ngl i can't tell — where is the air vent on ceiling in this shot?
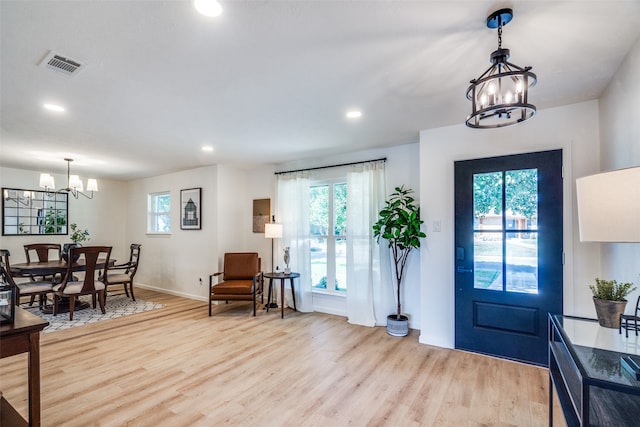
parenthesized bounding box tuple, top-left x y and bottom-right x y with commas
(39, 51, 85, 77)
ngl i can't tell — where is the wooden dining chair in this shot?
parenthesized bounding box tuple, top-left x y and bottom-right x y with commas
(1, 248, 53, 309)
(23, 243, 62, 280)
(24, 243, 61, 264)
(99, 244, 141, 301)
(52, 246, 112, 321)
(209, 252, 263, 316)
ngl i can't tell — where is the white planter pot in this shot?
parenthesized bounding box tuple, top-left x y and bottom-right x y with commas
(386, 314, 409, 337)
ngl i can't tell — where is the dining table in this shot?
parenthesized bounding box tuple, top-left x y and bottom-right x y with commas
(10, 258, 115, 313)
(10, 258, 113, 277)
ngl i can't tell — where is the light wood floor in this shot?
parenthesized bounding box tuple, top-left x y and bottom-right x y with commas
(1, 289, 566, 426)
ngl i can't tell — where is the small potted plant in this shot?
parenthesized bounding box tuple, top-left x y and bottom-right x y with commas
(373, 186, 426, 336)
(590, 278, 636, 328)
(62, 223, 90, 263)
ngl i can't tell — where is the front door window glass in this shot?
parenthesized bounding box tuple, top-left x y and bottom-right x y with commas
(473, 169, 539, 293)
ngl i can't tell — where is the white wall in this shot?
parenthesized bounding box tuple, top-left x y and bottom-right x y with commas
(0, 166, 128, 263)
(244, 165, 278, 272)
(419, 101, 601, 348)
(126, 163, 279, 301)
(598, 36, 640, 304)
(216, 165, 247, 258)
(127, 165, 218, 300)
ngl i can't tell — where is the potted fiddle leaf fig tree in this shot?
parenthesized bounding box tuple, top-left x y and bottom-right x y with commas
(373, 185, 426, 337)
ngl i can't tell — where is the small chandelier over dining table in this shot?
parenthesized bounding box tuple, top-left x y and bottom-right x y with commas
(39, 158, 98, 199)
(465, 8, 537, 129)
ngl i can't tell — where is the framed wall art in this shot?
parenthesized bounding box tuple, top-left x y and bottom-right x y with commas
(180, 188, 201, 230)
(253, 198, 270, 233)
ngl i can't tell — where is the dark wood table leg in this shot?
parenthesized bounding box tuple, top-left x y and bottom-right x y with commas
(280, 279, 285, 319)
(29, 330, 41, 427)
(289, 277, 297, 311)
(266, 278, 273, 312)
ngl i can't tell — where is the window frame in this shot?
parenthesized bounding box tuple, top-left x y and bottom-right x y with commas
(472, 168, 539, 294)
(147, 191, 172, 234)
(309, 178, 347, 296)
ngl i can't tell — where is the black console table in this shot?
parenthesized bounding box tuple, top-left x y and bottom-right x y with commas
(549, 314, 640, 426)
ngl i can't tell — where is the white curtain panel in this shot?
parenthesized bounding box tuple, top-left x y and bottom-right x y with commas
(346, 161, 391, 326)
(276, 172, 313, 312)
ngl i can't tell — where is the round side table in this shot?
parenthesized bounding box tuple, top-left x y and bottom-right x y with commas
(263, 272, 300, 318)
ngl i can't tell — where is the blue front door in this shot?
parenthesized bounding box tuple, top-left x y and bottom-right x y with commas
(454, 149, 563, 366)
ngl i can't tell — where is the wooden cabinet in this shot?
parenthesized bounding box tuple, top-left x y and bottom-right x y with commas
(0, 307, 48, 426)
(549, 314, 640, 426)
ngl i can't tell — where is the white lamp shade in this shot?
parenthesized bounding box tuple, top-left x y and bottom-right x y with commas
(576, 166, 640, 242)
(264, 223, 283, 239)
(68, 175, 83, 191)
(86, 178, 98, 192)
(39, 173, 55, 189)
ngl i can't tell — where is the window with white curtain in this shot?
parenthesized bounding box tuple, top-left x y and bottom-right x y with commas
(310, 179, 347, 294)
(276, 159, 386, 322)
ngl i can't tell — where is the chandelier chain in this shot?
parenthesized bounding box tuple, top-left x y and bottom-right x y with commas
(497, 24, 502, 49)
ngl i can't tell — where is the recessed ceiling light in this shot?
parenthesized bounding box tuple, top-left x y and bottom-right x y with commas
(201, 146, 214, 152)
(194, 0, 222, 17)
(43, 103, 65, 112)
(346, 110, 362, 119)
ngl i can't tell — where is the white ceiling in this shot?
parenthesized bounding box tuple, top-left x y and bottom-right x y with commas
(1, 1, 639, 181)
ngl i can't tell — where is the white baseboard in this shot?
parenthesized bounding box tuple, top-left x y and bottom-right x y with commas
(134, 282, 208, 302)
(312, 291, 347, 317)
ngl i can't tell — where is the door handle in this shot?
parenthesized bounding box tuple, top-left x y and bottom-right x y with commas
(456, 266, 473, 273)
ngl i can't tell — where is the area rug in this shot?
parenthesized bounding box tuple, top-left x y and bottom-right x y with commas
(31, 294, 165, 333)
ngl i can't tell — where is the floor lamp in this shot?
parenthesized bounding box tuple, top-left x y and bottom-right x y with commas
(265, 219, 283, 308)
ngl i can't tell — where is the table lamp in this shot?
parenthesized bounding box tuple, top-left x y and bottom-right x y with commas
(576, 166, 640, 243)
